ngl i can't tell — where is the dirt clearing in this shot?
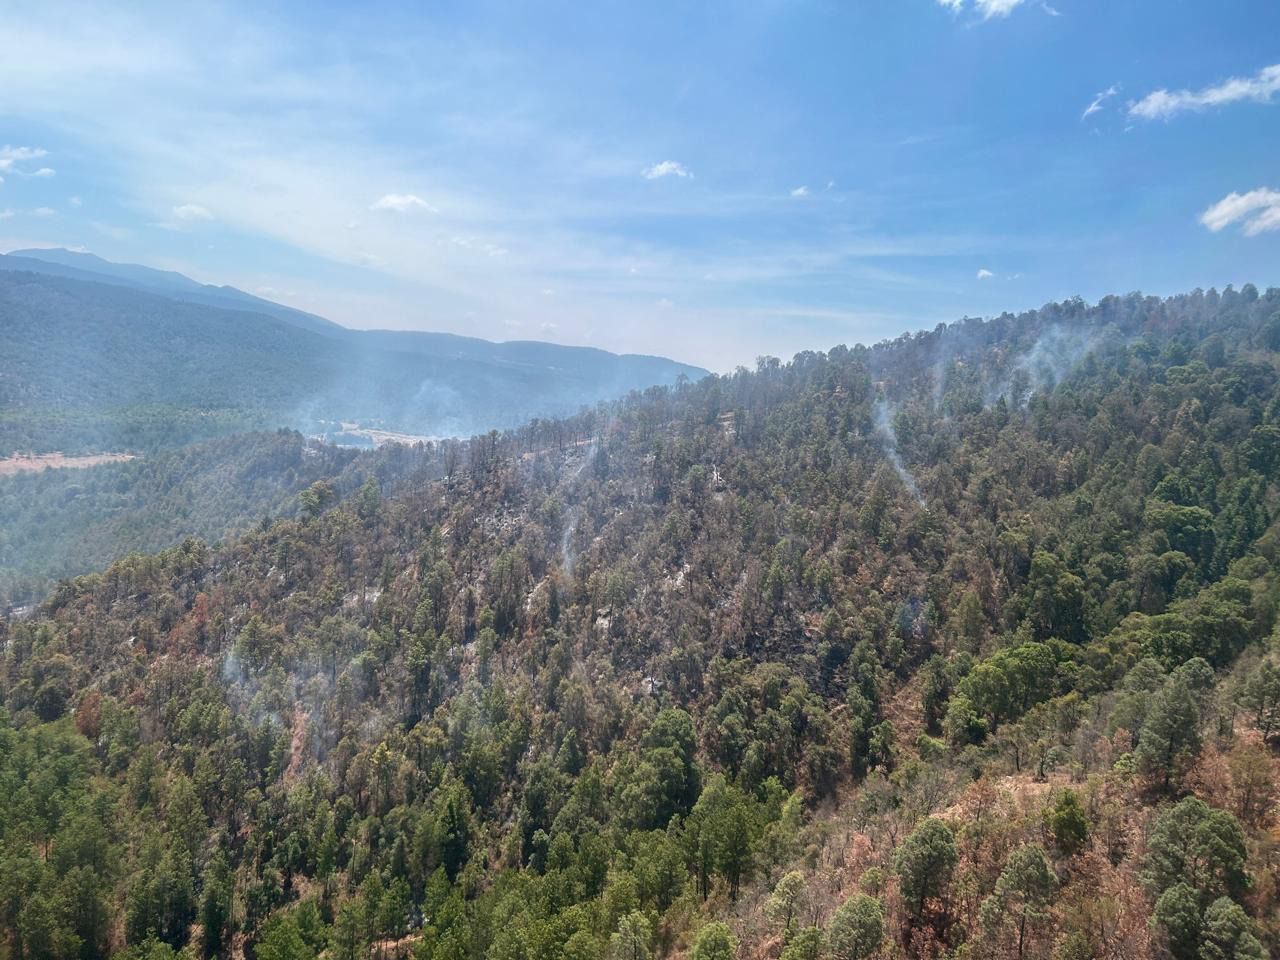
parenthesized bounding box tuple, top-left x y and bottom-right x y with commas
(0, 452, 137, 477)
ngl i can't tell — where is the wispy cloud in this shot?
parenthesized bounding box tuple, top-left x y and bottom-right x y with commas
(172, 203, 213, 221)
(91, 220, 133, 240)
(0, 145, 48, 173)
(976, 268, 994, 279)
(936, 0, 1030, 21)
(1200, 187, 1280, 237)
(29, 167, 56, 178)
(0, 209, 13, 220)
(370, 193, 437, 213)
(641, 160, 692, 180)
(68, 196, 82, 208)
(1130, 63, 1280, 120)
(0, 4, 1014, 367)
(33, 207, 56, 218)
(790, 185, 809, 198)
(1082, 84, 1119, 120)
(975, 0, 1026, 18)
(447, 234, 507, 257)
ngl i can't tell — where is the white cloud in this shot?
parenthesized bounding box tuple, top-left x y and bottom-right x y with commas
(172, 203, 213, 221)
(448, 234, 507, 257)
(937, 0, 1030, 20)
(974, 0, 1026, 17)
(32, 207, 56, 217)
(790, 185, 809, 198)
(976, 268, 994, 279)
(30, 167, 55, 178)
(1130, 63, 1280, 121)
(1200, 187, 1280, 237)
(1245, 206, 1280, 235)
(370, 193, 436, 213)
(0, 209, 13, 220)
(68, 195, 82, 207)
(641, 160, 692, 180)
(1082, 84, 1119, 121)
(0, 145, 47, 172)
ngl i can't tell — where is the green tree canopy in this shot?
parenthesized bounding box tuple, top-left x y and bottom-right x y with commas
(827, 894, 884, 960)
(894, 818, 958, 918)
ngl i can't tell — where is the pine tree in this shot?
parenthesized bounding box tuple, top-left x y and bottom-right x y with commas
(894, 819, 958, 918)
(1136, 679, 1202, 792)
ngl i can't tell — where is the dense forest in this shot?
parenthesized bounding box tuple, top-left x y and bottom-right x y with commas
(3, 285, 1280, 960)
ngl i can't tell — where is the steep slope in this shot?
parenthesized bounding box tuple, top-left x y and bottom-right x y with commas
(2, 285, 1279, 960)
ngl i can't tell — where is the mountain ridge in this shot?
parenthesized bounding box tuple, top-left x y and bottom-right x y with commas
(0, 257, 706, 455)
(1, 248, 705, 369)
(3, 248, 345, 337)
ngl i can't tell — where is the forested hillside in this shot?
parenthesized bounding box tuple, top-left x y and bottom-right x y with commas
(0, 432, 439, 607)
(3, 286, 1280, 960)
(0, 265, 705, 455)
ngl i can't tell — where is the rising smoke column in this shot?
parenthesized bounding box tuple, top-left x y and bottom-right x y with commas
(873, 399, 923, 504)
(984, 324, 1102, 409)
(559, 435, 599, 574)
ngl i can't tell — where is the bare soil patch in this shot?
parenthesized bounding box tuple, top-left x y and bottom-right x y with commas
(0, 452, 136, 476)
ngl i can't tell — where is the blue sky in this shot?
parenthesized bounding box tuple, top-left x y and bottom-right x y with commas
(1, 0, 1277, 371)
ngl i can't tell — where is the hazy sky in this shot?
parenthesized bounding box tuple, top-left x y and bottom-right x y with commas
(1, 1, 1278, 371)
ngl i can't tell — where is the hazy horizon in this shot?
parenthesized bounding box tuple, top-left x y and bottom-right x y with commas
(2, 1, 1278, 371)
(7, 243, 1276, 379)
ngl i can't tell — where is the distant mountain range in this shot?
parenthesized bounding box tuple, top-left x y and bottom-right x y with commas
(2, 248, 346, 336)
(0, 249, 707, 454)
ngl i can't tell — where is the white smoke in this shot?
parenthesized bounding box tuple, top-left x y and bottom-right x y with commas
(873, 399, 923, 504)
(985, 324, 1100, 408)
(559, 436, 599, 573)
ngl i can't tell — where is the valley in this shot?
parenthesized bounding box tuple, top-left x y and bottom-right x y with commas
(0, 253, 707, 458)
(312, 422, 443, 449)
